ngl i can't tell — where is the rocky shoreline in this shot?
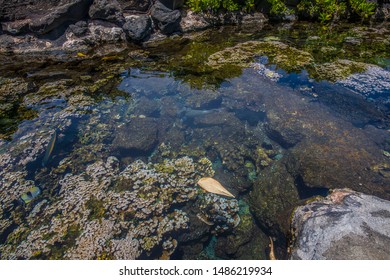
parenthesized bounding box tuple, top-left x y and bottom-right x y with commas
(0, 0, 268, 57)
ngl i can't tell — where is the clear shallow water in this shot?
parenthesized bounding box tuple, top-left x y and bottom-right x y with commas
(0, 22, 389, 260)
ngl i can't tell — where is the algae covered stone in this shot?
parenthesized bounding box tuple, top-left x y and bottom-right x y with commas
(207, 41, 314, 72)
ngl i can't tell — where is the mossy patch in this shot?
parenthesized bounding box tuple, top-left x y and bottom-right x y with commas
(208, 41, 314, 73)
(309, 59, 369, 82)
(85, 197, 106, 221)
(48, 224, 81, 259)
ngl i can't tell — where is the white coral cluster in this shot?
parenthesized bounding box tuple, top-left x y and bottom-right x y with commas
(0, 154, 216, 260)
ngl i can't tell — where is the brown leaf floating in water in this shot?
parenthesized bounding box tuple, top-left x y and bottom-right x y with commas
(197, 177, 235, 198)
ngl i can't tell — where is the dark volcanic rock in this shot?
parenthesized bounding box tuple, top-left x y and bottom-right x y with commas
(117, 0, 151, 12)
(66, 21, 88, 37)
(112, 117, 159, 155)
(123, 15, 152, 42)
(32, 0, 93, 35)
(150, 1, 181, 34)
(291, 189, 390, 260)
(89, 0, 124, 25)
(0, 0, 93, 35)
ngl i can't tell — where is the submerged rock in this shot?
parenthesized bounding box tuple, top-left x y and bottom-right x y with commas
(260, 77, 390, 200)
(208, 41, 313, 72)
(0, 155, 215, 259)
(337, 66, 390, 98)
(250, 160, 300, 233)
(311, 59, 369, 82)
(112, 117, 159, 155)
(0, 77, 34, 117)
(290, 189, 390, 260)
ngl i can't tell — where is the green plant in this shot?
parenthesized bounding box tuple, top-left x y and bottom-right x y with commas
(267, 0, 291, 15)
(186, 0, 257, 12)
(298, 0, 346, 23)
(244, 0, 255, 12)
(350, 0, 376, 19)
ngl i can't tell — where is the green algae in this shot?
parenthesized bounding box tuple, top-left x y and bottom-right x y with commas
(48, 224, 81, 259)
(85, 197, 106, 221)
(207, 41, 314, 72)
(309, 59, 369, 82)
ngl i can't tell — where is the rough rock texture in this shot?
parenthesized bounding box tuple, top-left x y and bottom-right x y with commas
(112, 117, 159, 155)
(89, 0, 124, 25)
(0, 77, 34, 117)
(208, 41, 314, 72)
(123, 15, 152, 42)
(150, 0, 181, 34)
(117, 0, 151, 12)
(179, 10, 211, 32)
(250, 161, 300, 233)
(290, 189, 390, 260)
(1, 0, 93, 35)
(260, 79, 390, 200)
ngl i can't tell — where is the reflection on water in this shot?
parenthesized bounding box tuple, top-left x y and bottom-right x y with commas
(0, 22, 389, 260)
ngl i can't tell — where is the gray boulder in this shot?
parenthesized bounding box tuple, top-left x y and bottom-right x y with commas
(150, 0, 181, 34)
(89, 0, 124, 25)
(290, 189, 390, 260)
(123, 15, 152, 42)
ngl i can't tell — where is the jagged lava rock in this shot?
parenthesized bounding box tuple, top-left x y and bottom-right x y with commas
(290, 189, 390, 260)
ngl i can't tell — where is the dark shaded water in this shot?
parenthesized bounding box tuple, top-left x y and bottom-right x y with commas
(0, 22, 389, 260)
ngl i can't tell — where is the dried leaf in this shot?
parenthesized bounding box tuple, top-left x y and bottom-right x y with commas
(197, 177, 235, 198)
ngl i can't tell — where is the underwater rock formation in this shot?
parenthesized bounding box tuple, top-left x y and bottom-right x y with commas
(250, 160, 300, 233)
(0, 77, 34, 119)
(112, 117, 159, 155)
(290, 189, 390, 260)
(208, 41, 314, 73)
(259, 77, 390, 200)
(0, 155, 225, 259)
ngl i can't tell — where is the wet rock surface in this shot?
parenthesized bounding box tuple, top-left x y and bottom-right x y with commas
(112, 117, 159, 155)
(290, 189, 390, 260)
